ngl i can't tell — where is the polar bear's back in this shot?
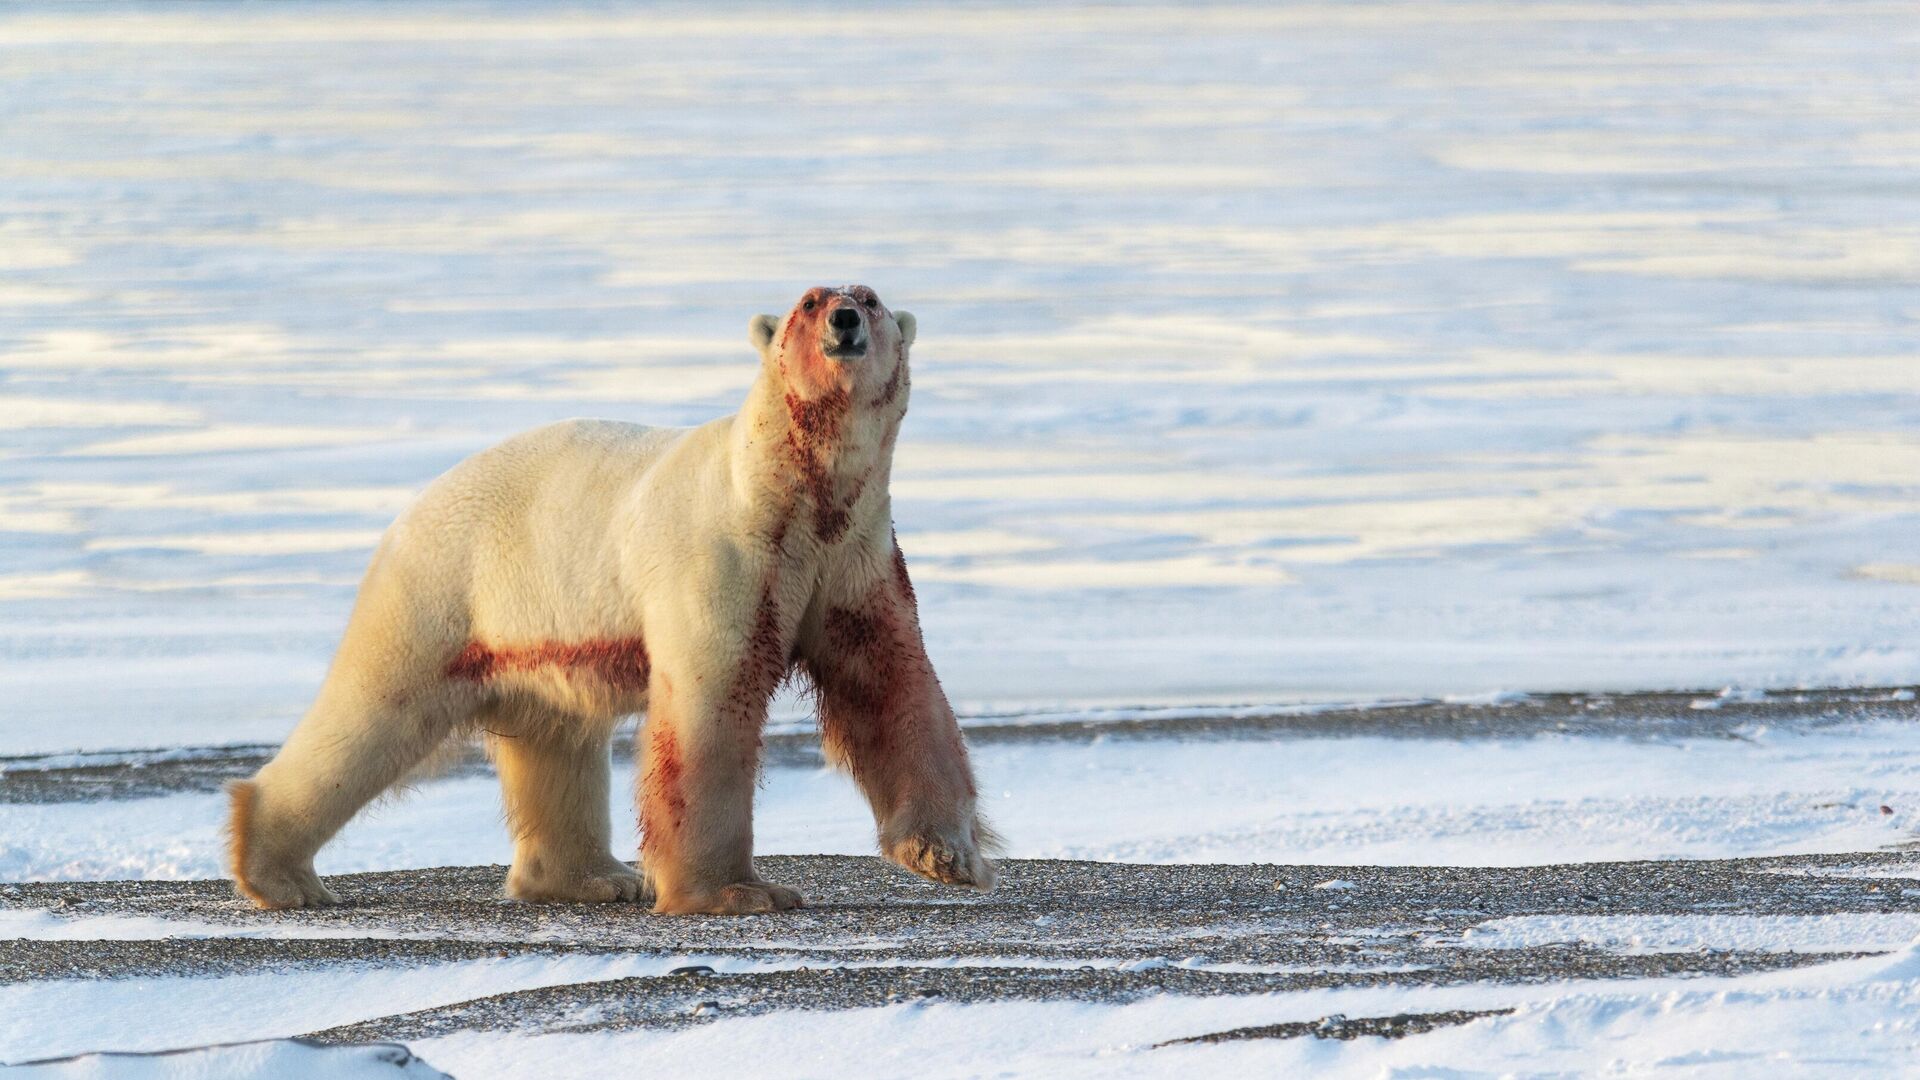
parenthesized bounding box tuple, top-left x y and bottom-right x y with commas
(364, 418, 700, 644)
(411, 417, 682, 537)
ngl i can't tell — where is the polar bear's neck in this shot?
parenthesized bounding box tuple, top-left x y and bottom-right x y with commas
(732, 363, 907, 549)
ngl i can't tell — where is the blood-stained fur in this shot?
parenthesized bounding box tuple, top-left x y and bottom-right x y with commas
(227, 286, 997, 914)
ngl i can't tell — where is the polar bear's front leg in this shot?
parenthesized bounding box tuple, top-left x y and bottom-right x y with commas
(803, 547, 999, 890)
(639, 667, 802, 915)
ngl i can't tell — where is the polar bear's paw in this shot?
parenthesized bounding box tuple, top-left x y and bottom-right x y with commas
(886, 829, 997, 891)
(236, 863, 342, 910)
(506, 855, 647, 904)
(653, 880, 805, 915)
(227, 780, 342, 910)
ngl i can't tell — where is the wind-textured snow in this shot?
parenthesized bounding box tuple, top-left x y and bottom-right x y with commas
(7, 1039, 449, 1079)
(1, 954, 743, 1063)
(13, 946, 1920, 1078)
(403, 943, 1920, 1079)
(4, 2, 1920, 754)
(7, 718, 1918, 882)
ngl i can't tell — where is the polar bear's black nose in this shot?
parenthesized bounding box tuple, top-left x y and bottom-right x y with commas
(829, 307, 861, 331)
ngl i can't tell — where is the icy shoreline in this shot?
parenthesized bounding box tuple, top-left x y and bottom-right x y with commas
(6, 0, 1920, 756)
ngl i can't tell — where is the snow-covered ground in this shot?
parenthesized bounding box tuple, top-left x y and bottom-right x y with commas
(7, 715, 1920, 1077)
(405, 947, 1920, 1080)
(5, 714, 1919, 1075)
(7, 716, 1920, 883)
(5, 1, 1920, 754)
(11, 948, 1920, 1078)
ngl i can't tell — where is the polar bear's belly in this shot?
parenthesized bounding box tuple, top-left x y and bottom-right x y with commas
(447, 636, 652, 720)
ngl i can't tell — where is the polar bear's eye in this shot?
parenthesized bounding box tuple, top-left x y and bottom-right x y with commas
(803, 298, 817, 312)
(862, 294, 878, 308)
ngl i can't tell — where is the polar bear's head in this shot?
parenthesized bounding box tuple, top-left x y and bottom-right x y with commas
(749, 285, 916, 398)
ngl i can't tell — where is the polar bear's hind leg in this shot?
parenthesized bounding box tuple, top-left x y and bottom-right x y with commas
(228, 685, 458, 909)
(495, 725, 644, 903)
(227, 551, 467, 909)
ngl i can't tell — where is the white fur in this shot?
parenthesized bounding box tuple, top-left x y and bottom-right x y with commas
(228, 286, 993, 914)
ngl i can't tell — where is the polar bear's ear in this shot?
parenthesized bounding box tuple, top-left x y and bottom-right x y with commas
(894, 311, 916, 348)
(749, 314, 779, 355)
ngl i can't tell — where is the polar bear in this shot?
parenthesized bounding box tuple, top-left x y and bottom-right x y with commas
(227, 285, 998, 914)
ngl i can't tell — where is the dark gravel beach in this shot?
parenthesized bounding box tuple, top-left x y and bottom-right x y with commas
(5, 851, 1915, 1046)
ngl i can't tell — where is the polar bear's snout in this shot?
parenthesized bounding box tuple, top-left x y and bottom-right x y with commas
(823, 303, 869, 360)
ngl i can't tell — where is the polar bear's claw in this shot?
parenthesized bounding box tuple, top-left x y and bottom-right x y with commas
(718, 881, 805, 913)
(238, 865, 341, 910)
(888, 832, 997, 891)
(655, 880, 804, 915)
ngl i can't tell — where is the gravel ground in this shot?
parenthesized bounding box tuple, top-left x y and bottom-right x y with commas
(6, 690, 1918, 1053)
(5, 852, 1914, 1042)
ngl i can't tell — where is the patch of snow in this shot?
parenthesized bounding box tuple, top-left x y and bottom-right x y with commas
(0, 954, 726, 1062)
(1758, 864, 1920, 882)
(6, 1040, 449, 1079)
(0, 909, 424, 942)
(1692, 686, 1771, 710)
(1462, 914, 1920, 955)
(1438, 690, 1533, 706)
